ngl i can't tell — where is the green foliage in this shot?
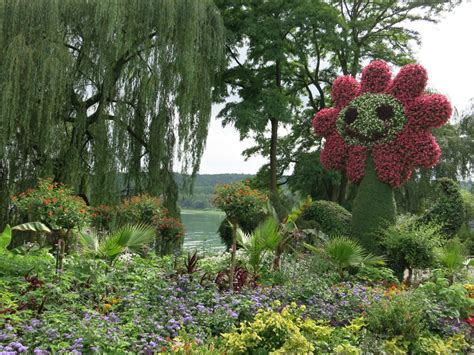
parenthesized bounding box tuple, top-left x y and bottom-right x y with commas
(301, 200, 352, 237)
(352, 158, 396, 253)
(413, 334, 468, 354)
(305, 237, 384, 278)
(436, 239, 468, 280)
(90, 205, 115, 231)
(355, 266, 399, 286)
(0, 222, 51, 253)
(0, 225, 12, 252)
(213, 182, 268, 224)
(381, 218, 442, 280)
(420, 178, 465, 237)
(13, 178, 89, 230)
(366, 293, 428, 342)
(237, 216, 281, 273)
(222, 301, 366, 354)
(0, 249, 55, 277)
(115, 194, 184, 255)
(418, 271, 472, 320)
(288, 151, 341, 201)
(0, 0, 224, 220)
(117, 194, 164, 226)
(79, 224, 155, 264)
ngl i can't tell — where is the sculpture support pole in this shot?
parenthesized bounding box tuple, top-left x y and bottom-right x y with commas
(351, 156, 396, 253)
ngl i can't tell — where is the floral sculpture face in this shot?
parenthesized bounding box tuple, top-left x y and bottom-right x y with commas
(312, 61, 452, 187)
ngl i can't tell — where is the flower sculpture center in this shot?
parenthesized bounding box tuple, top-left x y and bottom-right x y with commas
(336, 93, 406, 147)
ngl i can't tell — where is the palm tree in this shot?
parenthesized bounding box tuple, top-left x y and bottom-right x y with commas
(237, 217, 281, 274)
(79, 224, 155, 264)
(305, 236, 385, 278)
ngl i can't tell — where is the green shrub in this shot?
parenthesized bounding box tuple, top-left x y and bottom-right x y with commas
(355, 266, 399, 285)
(222, 301, 366, 353)
(351, 157, 396, 253)
(13, 178, 89, 231)
(366, 292, 428, 342)
(218, 216, 263, 250)
(380, 218, 442, 281)
(418, 271, 472, 320)
(420, 178, 464, 237)
(301, 200, 351, 237)
(117, 194, 164, 226)
(90, 204, 115, 231)
(116, 194, 184, 255)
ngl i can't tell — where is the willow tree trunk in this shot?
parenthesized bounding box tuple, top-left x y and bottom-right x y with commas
(351, 157, 396, 253)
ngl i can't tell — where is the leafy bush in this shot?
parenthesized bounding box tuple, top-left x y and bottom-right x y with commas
(420, 178, 465, 237)
(355, 266, 399, 285)
(213, 182, 268, 225)
(90, 204, 115, 231)
(380, 218, 442, 281)
(301, 200, 351, 237)
(116, 195, 184, 255)
(305, 237, 384, 279)
(13, 178, 89, 231)
(413, 334, 468, 354)
(222, 301, 366, 353)
(418, 271, 472, 321)
(117, 194, 164, 226)
(436, 239, 468, 282)
(366, 292, 428, 342)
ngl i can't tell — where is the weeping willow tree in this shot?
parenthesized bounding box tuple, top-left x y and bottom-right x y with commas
(0, 0, 223, 221)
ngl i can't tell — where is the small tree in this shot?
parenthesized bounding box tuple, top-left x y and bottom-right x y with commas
(13, 178, 89, 271)
(381, 218, 442, 284)
(213, 182, 268, 289)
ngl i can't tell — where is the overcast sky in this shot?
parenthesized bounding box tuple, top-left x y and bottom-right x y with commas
(198, 2, 474, 175)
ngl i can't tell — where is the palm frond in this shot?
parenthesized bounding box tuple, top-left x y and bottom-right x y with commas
(254, 217, 281, 251)
(79, 230, 100, 254)
(437, 239, 467, 271)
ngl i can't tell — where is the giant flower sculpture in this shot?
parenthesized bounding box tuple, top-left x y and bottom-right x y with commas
(312, 61, 452, 250)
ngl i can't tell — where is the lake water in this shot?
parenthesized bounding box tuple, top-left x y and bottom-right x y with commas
(181, 209, 226, 252)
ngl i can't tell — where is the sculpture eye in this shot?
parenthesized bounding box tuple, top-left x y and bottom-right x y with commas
(376, 104, 394, 121)
(344, 107, 358, 125)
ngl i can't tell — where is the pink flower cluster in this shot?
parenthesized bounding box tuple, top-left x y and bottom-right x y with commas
(312, 60, 452, 187)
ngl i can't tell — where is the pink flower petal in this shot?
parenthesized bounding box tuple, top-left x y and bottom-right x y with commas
(331, 76, 360, 109)
(361, 60, 392, 94)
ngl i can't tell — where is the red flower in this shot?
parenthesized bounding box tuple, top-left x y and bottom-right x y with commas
(465, 317, 474, 326)
(312, 60, 451, 187)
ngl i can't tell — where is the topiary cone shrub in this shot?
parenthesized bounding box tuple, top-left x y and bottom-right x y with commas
(419, 177, 465, 237)
(312, 61, 452, 252)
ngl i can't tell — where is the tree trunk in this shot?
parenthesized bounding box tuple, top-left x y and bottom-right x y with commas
(229, 221, 237, 290)
(269, 59, 282, 195)
(272, 244, 283, 271)
(337, 174, 348, 204)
